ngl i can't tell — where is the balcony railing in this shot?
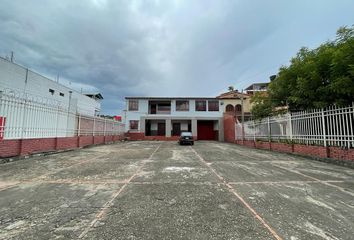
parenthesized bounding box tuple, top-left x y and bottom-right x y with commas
(150, 109, 171, 115)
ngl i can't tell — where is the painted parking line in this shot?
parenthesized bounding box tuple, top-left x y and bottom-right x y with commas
(78, 143, 162, 239)
(3, 179, 345, 188)
(273, 164, 354, 197)
(35, 152, 112, 181)
(190, 146, 283, 240)
(0, 152, 111, 192)
(0, 181, 20, 191)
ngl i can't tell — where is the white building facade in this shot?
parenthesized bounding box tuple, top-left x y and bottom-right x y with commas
(0, 57, 101, 116)
(125, 97, 224, 141)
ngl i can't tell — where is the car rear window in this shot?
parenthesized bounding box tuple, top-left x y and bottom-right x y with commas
(181, 132, 192, 137)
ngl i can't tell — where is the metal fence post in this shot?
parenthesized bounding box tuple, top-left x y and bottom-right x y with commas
(66, 91, 72, 137)
(267, 117, 271, 142)
(253, 120, 256, 142)
(20, 93, 28, 139)
(93, 116, 95, 136)
(77, 113, 81, 136)
(55, 106, 59, 137)
(0, 90, 3, 113)
(241, 90, 245, 141)
(288, 113, 293, 141)
(104, 118, 106, 136)
(0, 91, 4, 140)
(321, 108, 327, 147)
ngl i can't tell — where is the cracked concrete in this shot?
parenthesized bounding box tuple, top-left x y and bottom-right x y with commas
(1, 141, 354, 239)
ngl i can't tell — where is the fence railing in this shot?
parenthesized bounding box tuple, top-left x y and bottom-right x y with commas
(236, 104, 354, 148)
(0, 89, 125, 140)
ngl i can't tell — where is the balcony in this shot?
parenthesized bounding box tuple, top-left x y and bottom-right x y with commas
(149, 101, 171, 115)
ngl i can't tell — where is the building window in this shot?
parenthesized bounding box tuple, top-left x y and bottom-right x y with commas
(129, 100, 139, 111)
(226, 104, 234, 112)
(208, 101, 219, 111)
(195, 100, 206, 111)
(49, 89, 55, 95)
(176, 100, 189, 111)
(129, 120, 139, 130)
(59, 92, 64, 97)
(235, 104, 242, 112)
(157, 103, 171, 112)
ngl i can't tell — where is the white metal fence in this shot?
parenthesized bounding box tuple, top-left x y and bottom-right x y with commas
(0, 88, 125, 140)
(236, 104, 354, 148)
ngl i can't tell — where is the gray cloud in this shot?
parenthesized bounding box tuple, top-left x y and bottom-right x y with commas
(1, 0, 354, 114)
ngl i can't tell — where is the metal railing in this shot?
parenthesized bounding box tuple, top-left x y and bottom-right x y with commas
(0, 88, 125, 140)
(236, 104, 354, 148)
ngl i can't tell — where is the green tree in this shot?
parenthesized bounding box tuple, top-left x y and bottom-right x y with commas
(250, 92, 272, 119)
(268, 25, 354, 111)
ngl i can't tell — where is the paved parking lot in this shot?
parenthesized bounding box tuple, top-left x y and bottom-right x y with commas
(1, 141, 354, 240)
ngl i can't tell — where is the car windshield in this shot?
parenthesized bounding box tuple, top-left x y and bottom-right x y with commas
(181, 132, 192, 137)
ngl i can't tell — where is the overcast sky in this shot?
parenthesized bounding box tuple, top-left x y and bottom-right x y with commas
(1, 0, 354, 114)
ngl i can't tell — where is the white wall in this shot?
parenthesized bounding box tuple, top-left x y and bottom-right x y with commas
(0, 57, 100, 116)
(125, 99, 223, 132)
(125, 99, 149, 131)
(171, 99, 223, 118)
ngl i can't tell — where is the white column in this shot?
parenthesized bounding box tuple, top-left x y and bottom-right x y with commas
(218, 119, 224, 141)
(140, 117, 145, 134)
(166, 119, 172, 137)
(192, 119, 197, 138)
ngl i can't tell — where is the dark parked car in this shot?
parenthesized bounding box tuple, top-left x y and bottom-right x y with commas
(179, 132, 194, 145)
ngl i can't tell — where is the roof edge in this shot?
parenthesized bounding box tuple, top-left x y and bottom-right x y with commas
(125, 97, 219, 100)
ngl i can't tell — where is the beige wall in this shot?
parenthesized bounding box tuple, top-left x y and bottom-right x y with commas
(220, 98, 252, 112)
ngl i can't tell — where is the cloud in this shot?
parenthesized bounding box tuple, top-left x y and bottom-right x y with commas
(1, 0, 354, 114)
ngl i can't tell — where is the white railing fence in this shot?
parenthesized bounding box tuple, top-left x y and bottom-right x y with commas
(236, 104, 354, 148)
(0, 89, 124, 140)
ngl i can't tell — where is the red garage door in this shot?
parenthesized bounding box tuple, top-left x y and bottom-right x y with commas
(197, 121, 215, 140)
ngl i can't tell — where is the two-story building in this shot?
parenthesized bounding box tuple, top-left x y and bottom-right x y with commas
(124, 97, 224, 141)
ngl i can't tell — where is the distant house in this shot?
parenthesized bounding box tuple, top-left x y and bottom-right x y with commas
(245, 82, 269, 95)
(114, 116, 122, 121)
(124, 97, 224, 141)
(216, 90, 252, 122)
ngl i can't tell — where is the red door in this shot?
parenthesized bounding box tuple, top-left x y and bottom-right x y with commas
(197, 121, 215, 140)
